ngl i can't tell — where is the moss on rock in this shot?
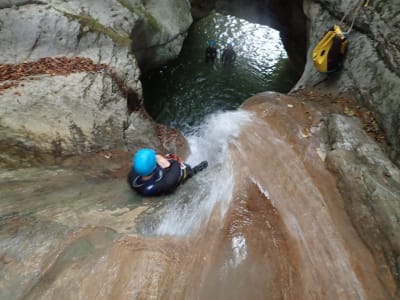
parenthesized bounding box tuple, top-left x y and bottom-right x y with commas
(117, 0, 160, 30)
(64, 12, 132, 47)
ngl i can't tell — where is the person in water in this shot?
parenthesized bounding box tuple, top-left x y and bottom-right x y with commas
(221, 43, 237, 64)
(127, 148, 208, 197)
(205, 40, 217, 63)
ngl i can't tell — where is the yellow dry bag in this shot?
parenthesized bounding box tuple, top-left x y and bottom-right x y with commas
(312, 25, 348, 73)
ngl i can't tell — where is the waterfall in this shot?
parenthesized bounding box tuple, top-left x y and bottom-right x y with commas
(142, 110, 253, 237)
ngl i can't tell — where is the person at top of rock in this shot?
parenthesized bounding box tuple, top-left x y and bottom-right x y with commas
(221, 43, 237, 64)
(205, 40, 217, 63)
(127, 148, 208, 197)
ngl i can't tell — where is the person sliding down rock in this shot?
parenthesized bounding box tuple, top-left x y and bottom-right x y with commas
(127, 148, 208, 197)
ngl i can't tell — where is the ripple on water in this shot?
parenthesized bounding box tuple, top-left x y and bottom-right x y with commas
(142, 12, 299, 132)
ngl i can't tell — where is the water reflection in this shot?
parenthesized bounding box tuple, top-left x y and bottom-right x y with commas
(142, 13, 299, 133)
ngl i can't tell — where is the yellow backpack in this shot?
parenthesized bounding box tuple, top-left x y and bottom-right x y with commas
(312, 25, 348, 73)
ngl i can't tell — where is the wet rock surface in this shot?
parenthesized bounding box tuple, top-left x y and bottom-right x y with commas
(1, 92, 399, 299)
(241, 92, 400, 297)
(1, 0, 399, 299)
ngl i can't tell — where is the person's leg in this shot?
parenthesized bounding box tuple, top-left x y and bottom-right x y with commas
(192, 161, 208, 174)
(179, 161, 208, 184)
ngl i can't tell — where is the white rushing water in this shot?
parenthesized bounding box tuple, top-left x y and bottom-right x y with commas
(144, 110, 253, 237)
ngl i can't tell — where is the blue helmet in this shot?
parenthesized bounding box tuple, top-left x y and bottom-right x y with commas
(208, 40, 215, 46)
(133, 148, 156, 176)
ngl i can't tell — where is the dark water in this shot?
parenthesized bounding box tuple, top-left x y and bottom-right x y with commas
(142, 13, 300, 133)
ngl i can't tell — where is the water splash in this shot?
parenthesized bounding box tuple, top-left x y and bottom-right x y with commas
(185, 110, 253, 165)
(230, 235, 248, 267)
(145, 110, 253, 237)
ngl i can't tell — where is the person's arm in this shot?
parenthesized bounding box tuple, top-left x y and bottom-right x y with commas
(156, 154, 171, 168)
(163, 153, 183, 163)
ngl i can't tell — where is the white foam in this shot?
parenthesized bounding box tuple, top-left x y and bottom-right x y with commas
(152, 110, 253, 237)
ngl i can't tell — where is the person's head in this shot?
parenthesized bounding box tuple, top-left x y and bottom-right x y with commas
(133, 148, 156, 176)
(208, 40, 215, 47)
(227, 43, 233, 49)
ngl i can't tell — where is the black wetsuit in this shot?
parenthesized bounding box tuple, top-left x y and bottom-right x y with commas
(205, 46, 217, 63)
(127, 160, 193, 197)
(221, 48, 236, 64)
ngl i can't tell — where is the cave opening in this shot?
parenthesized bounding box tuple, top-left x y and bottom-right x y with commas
(141, 12, 302, 133)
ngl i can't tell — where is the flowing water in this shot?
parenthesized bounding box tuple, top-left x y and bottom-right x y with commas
(139, 111, 252, 237)
(139, 13, 299, 238)
(0, 13, 392, 300)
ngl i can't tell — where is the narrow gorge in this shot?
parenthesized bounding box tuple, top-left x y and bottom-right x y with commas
(1, 0, 399, 299)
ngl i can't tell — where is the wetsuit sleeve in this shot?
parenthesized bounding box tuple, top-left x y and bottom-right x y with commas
(127, 169, 137, 189)
(127, 169, 159, 196)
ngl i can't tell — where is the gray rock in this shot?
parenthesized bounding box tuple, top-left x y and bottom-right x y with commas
(124, 111, 163, 153)
(323, 114, 400, 291)
(0, 73, 127, 157)
(0, 0, 194, 164)
(130, 0, 193, 71)
(295, 0, 400, 163)
(0, 0, 38, 9)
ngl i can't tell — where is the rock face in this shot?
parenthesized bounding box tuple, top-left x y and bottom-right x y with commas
(0, 0, 192, 70)
(323, 114, 400, 294)
(1, 71, 127, 164)
(240, 92, 400, 298)
(297, 0, 400, 164)
(130, 0, 193, 72)
(0, 0, 193, 167)
(190, 0, 400, 164)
